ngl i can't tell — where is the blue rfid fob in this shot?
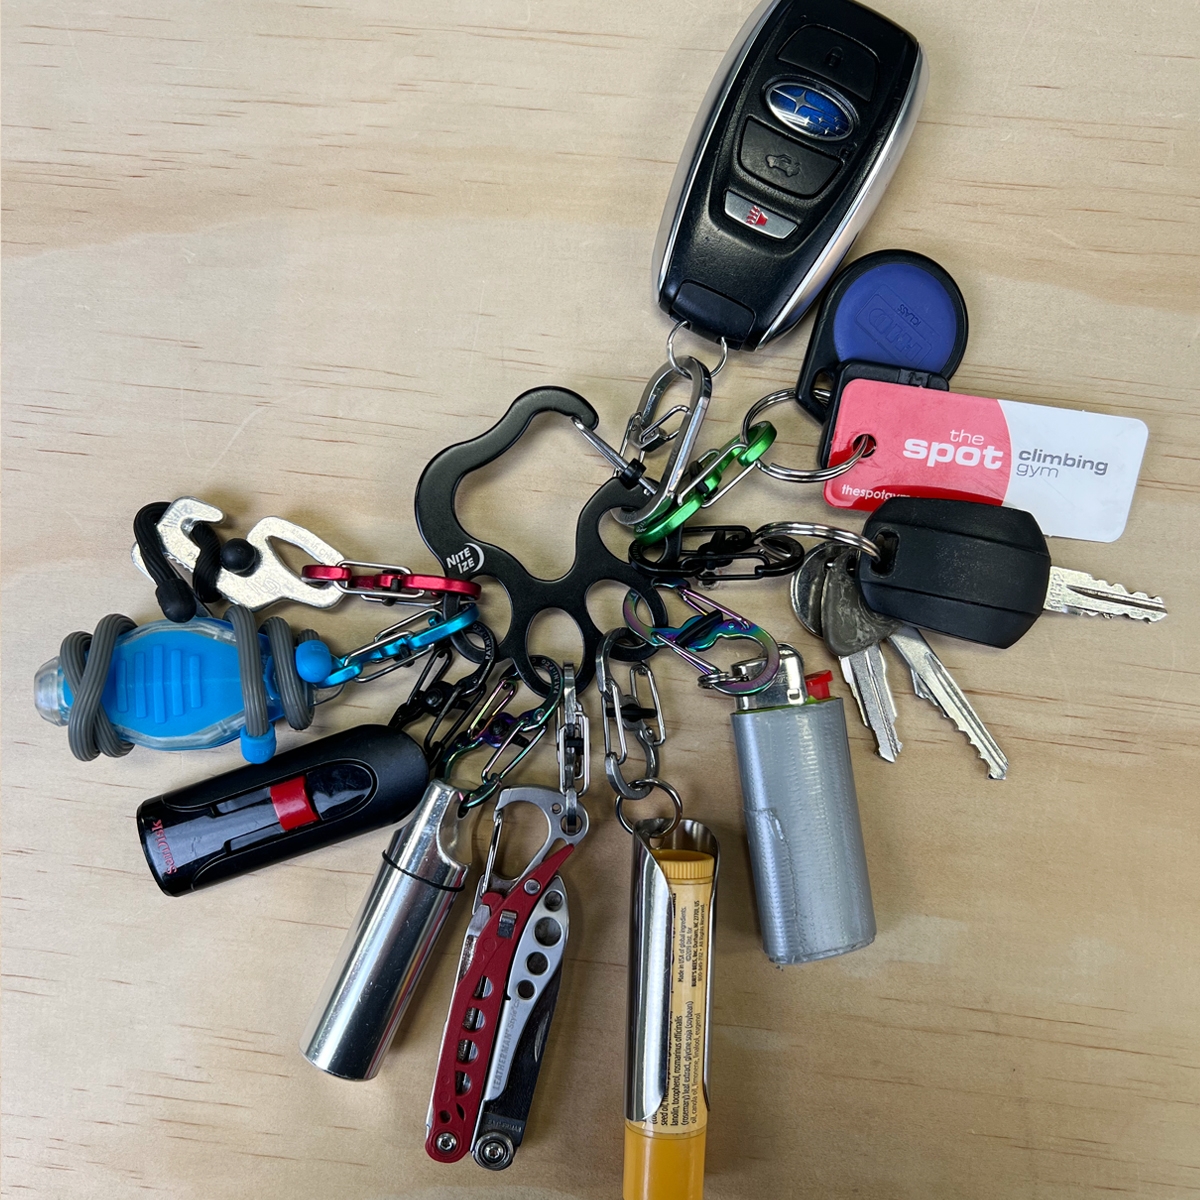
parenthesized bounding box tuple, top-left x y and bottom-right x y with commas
(36, 618, 289, 763)
(794, 248, 969, 425)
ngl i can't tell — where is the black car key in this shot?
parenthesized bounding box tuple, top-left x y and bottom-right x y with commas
(858, 497, 1052, 648)
(857, 497, 1167, 648)
(137, 723, 429, 895)
(653, 0, 927, 350)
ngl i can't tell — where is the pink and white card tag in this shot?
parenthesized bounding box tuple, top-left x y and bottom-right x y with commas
(823, 379, 1149, 542)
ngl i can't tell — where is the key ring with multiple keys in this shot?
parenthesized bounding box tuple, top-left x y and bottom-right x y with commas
(741, 389, 874, 482)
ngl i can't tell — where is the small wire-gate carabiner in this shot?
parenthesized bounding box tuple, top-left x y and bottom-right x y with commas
(388, 624, 498, 765)
(300, 562, 482, 605)
(632, 421, 778, 547)
(596, 629, 664, 801)
(440, 658, 564, 812)
(622, 585, 779, 695)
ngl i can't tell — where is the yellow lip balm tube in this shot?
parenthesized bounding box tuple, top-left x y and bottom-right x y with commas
(623, 817, 719, 1200)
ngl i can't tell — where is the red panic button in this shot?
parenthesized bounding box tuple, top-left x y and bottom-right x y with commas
(270, 776, 319, 831)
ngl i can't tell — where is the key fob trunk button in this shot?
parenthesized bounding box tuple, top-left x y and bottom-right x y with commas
(739, 119, 841, 197)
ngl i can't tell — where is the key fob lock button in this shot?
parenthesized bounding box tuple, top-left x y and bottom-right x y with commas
(778, 25, 879, 100)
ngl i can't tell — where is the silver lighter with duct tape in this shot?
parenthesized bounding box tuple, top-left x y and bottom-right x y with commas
(730, 646, 874, 964)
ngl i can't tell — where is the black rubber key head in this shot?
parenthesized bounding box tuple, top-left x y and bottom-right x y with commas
(858, 497, 1051, 648)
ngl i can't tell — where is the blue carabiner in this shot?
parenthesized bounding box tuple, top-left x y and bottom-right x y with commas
(295, 605, 478, 688)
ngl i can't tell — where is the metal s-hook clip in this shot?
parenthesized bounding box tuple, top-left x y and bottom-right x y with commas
(596, 630, 664, 801)
(555, 663, 590, 834)
(132, 497, 347, 612)
(623, 584, 780, 695)
(629, 524, 805, 585)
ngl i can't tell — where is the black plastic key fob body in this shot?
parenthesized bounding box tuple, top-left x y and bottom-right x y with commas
(653, 0, 927, 350)
(797, 248, 968, 425)
(137, 724, 429, 895)
(859, 497, 1052, 648)
(816, 360, 950, 466)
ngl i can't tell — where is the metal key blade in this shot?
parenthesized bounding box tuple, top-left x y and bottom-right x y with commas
(1043, 567, 1167, 621)
(887, 626, 1008, 781)
(840, 643, 902, 762)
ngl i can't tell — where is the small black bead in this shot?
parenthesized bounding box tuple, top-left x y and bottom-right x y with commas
(221, 538, 260, 576)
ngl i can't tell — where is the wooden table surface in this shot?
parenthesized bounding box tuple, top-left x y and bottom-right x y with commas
(4, 2, 1199, 1197)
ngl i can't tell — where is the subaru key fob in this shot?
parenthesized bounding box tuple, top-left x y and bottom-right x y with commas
(653, 0, 927, 350)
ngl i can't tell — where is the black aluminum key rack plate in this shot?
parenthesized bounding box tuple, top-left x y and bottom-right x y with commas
(414, 387, 666, 695)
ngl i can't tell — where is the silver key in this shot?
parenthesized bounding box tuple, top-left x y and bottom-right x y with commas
(839, 643, 902, 762)
(1043, 567, 1167, 621)
(820, 549, 903, 763)
(791, 548, 1007, 775)
(887, 625, 1008, 781)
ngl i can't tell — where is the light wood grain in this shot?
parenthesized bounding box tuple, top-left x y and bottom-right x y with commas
(4, 2, 1199, 1197)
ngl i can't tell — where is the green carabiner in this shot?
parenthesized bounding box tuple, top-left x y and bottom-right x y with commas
(633, 421, 777, 546)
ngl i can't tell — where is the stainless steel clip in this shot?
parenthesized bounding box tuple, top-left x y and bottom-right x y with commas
(132, 497, 345, 611)
(612, 359, 712, 530)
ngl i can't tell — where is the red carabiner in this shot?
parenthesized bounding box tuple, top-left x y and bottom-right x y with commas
(300, 562, 482, 601)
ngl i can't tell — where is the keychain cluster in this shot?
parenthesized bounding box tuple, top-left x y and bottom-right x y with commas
(31, 3, 1173, 1195)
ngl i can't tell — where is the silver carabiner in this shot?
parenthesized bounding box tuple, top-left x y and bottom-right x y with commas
(612, 358, 712, 530)
(596, 630, 665, 801)
(478, 784, 591, 901)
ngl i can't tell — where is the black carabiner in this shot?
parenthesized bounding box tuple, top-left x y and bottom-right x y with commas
(629, 524, 805, 584)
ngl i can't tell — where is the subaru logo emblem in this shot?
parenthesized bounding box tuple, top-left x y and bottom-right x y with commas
(765, 81, 853, 140)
